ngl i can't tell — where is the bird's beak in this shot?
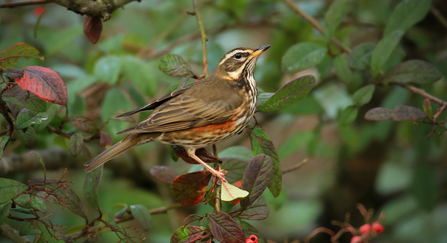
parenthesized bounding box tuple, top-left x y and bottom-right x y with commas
(250, 45, 271, 58)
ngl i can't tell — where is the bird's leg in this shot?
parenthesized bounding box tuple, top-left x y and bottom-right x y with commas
(187, 148, 227, 182)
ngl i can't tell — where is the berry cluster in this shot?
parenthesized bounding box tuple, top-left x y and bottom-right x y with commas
(246, 235, 258, 243)
(351, 222, 385, 243)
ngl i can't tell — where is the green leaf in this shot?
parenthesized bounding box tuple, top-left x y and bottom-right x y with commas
(0, 136, 9, 160)
(0, 203, 11, 225)
(338, 105, 358, 125)
(34, 104, 58, 132)
(171, 171, 211, 206)
(334, 54, 352, 84)
(14, 194, 47, 212)
(324, 0, 354, 40)
(241, 221, 266, 243)
(371, 30, 405, 77)
(69, 133, 84, 157)
(248, 125, 282, 198)
(207, 211, 245, 243)
(220, 146, 253, 184)
(221, 182, 249, 202)
(423, 98, 432, 118)
(239, 154, 272, 209)
(352, 85, 375, 106)
(258, 75, 315, 112)
(280, 96, 324, 115)
(15, 109, 48, 130)
(94, 55, 122, 85)
(130, 205, 152, 231)
(171, 225, 207, 243)
(159, 54, 193, 77)
(83, 165, 103, 210)
(382, 60, 442, 85)
(0, 43, 42, 69)
(256, 92, 274, 110)
(2, 85, 47, 113)
(281, 43, 326, 74)
(230, 198, 269, 221)
(0, 178, 28, 203)
(384, 0, 432, 35)
(122, 56, 157, 97)
(411, 163, 439, 211)
(101, 87, 133, 137)
(19, 222, 41, 236)
(31, 178, 87, 219)
(278, 131, 314, 159)
(347, 43, 375, 70)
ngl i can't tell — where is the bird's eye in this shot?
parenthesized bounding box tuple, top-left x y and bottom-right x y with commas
(234, 53, 243, 59)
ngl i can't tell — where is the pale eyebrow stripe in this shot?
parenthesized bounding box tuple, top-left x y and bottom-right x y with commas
(218, 50, 252, 65)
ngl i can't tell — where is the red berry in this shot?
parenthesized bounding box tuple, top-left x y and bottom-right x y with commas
(359, 224, 371, 234)
(33, 6, 45, 17)
(245, 235, 258, 243)
(372, 222, 384, 234)
(234, 181, 243, 188)
(350, 236, 363, 243)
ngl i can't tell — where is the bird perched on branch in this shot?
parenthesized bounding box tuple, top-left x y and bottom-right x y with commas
(84, 45, 271, 182)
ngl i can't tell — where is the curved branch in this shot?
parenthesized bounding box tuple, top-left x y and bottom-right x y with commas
(0, 223, 32, 243)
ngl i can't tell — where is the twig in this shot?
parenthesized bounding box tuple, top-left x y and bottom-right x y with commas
(0, 0, 48, 8)
(283, 0, 351, 53)
(0, 223, 32, 243)
(430, 6, 447, 31)
(114, 203, 182, 224)
(193, 0, 209, 77)
(282, 159, 308, 174)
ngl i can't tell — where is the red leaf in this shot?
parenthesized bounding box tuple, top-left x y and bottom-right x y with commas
(99, 131, 113, 148)
(150, 166, 178, 183)
(173, 146, 221, 164)
(208, 211, 245, 243)
(171, 171, 211, 206)
(84, 16, 102, 44)
(15, 66, 67, 105)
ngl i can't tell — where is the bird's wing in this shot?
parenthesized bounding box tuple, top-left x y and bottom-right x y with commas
(117, 95, 242, 134)
(114, 87, 188, 118)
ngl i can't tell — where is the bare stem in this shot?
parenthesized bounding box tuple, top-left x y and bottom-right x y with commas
(283, 0, 351, 53)
(0, 0, 48, 8)
(282, 159, 308, 174)
(114, 203, 182, 224)
(430, 6, 447, 31)
(193, 0, 209, 77)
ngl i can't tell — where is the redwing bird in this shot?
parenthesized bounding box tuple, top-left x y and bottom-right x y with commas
(84, 45, 271, 181)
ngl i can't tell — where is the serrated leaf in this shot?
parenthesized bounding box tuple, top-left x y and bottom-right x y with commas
(365, 107, 394, 120)
(384, 0, 432, 35)
(258, 75, 315, 112)
(83, 165, 103, 210)
(347, 43, 375, 70)
(150, 166, 178, 183)
(0, 43, 42, 69)
(70, 116, 98, 134)
(338, 105, 358, 125)
(94, 55, 122, 84)
(393, 105, 425, 121)
(0, 178, 28, 204)
(130, 205, 152, 231)
(0, 136, 9, 160)
(19, 222, 41, 236)
(382, 60, 442, 85)
(122, 56, 157, 97)
(240, 154, 272, 209)
(31, 178, 87, 219)
(15, 66, 68, 105)
(15, 109, 48, 130)
(352, 85, 375, 106)
(69, 133, 84, 157)
(334, 55, 352, 84)
(0, 203, 11, 225)
(171, 225, 207, 243)
(281, 43, 326, 74)
(159, 54, 193, 77)
(423, 98, 432, 118)
(248, 125, 282, 198)
(171, 171, 211, 206)
(208, 211, 245, 243)
(371, 30, 405, 77)
(230, 198, 269, 221)
(324, 0, 354, 40)
(221, 182, 249, 202)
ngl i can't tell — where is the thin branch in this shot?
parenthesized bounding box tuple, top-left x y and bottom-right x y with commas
(193, 0, 209, 77)
(114, 203, 182, 224)
(283, 0, 351, 53)
(0, 0, 48, 8)
(398, 84, 447, 121)
(282, 159, 308, 174)
(0, 223, 32, 243)
(430, 6, 447, 31)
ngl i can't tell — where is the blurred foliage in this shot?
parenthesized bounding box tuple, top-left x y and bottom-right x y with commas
(1, 0, 447, 242)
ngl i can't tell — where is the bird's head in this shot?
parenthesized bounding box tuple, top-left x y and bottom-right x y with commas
(214, 45, 270, 80)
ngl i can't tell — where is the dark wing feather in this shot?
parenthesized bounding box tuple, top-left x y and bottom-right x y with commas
(117, 95, 241, 134)
(114, 87, 188, 118)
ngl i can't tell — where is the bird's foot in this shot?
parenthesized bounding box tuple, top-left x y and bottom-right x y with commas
(212, 169, 227, 183)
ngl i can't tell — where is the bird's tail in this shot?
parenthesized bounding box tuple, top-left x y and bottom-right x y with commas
(83, 134, 145, 172)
